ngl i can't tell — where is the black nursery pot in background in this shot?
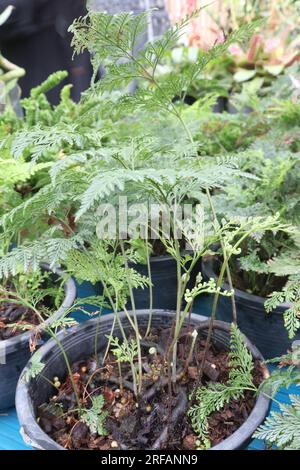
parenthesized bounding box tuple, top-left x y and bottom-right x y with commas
(183, 94, 227, 113)
(16, 310, 270, 451)
(200, 258, 300, 359)
(82, 255, 202, 312)
(0, 265, 76, 411)
(132, 255, 202, 310)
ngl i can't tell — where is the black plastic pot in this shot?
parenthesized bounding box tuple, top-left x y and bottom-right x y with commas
(183, 95, 227, 113)
(200, 258, 300, 359)
(212, 96, 228, 113)
(80, 256, 201, 314)
(0, 264, 76, 411)
(16, 309, 270, 450)
(226, 99, 253, 114)
(132, 256, 179, 310)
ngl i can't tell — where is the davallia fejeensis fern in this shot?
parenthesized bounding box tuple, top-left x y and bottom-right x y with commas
(69, 9, 263, 119)
(254, 346, 300, 450)
(254, 395, 300, 450)
(0, 9, 263, 278)
(188, 324, 257, 449)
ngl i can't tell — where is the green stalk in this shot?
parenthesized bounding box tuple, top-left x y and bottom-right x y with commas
(78, 243, 140, 395)
(145, 239, 153, 338)
(196, 224, 261, 382)
(196, 257, 228, 385)
(172, 107, 237, 332)
(103, 314, 116, 362)
(123, 305, 142, 338)
(206, 188, 237, 323)
(117, 361, 123, 393)
(47, 329, 82, 411)
(94, 306, 103, 365)
(120, 240, 143, 395)
(171, 243, 183, 384)
(183, 329, 198, 375)
(101, 280, 139, 396)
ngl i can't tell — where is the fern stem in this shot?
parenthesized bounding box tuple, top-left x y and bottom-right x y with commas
(205, 188, 237, 323)
(171, 244, 183, 384)
(94, 307, 103, 366)
(117, 361, 124, 393)
(119, 240, 143, 395)
(123, 305, 142, 338)
(197, 257, 228, 385)
(103, 315, 116, 363)
(47, 330, 82, 411)
(182, 330, 198, 376)
(145, 238, 153, 338)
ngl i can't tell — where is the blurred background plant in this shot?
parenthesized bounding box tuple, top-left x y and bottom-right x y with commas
(164, 0, 300, 100)
(0, 5, 24, 115)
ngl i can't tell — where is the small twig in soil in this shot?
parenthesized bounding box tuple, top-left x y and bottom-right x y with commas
(151, 388, 188, 450)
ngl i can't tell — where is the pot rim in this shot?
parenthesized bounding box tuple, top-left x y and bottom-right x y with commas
(0, 263, 77, 354)
(16, 310, 270, 451)
(202, 257, 289, 311)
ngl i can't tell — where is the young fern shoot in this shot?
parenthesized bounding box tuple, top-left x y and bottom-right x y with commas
(189, 324, 257, 449)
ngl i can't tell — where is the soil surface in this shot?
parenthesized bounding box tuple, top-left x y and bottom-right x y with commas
(0, 297, 41, 340)
(37, 326, 265, 450)
(0, 276, 59, 341)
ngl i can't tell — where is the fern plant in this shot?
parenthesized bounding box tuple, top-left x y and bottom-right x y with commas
(188, 324, 257, 449)
(0, 10, 282, 446)
(0, 9, 263, 246)
(109, 336, 138, 364)
(254, 345, 300, 450)
(254, 396, 300, 450)
(23, 352, 45, 382)
(265, 252, 300, 338)
(0, 7, 284, 367)
(69, 9, 262, 130)
(80, 395, 108, 437)
(211, 107, 300, 337)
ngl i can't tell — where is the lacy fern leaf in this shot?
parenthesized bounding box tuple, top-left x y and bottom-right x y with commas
(23, 352, 45, 383)
(80, 395, 108, 436)
(265, 275, 300, 338)
(254, 395, 300, 449)
(188, 324, 256, 448)
(0, 237, 80, 278)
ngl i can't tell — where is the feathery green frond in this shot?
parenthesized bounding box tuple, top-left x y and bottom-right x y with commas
(188, 324, 256, 448)
(80, 395, 108, 436)
(254, 395, 300, 450)
(0, 237, 80, 278)
(265, 274, 300, 338)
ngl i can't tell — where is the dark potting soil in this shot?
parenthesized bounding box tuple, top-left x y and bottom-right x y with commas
(0, 299, 41, 340)
(37, 326, 265, 450)
(0, 278, 59, 341)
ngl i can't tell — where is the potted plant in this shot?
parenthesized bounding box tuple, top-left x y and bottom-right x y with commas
(0, 6, 25, 117)
(0, 264, 76, 410)
(200, 108, 300, 358)
(166, 1, 300, 114)
(254, 342, 300, 450)
(0, 9, 279, 449)
(14, 192, 276, 449)
(0, 7, 267, 314)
